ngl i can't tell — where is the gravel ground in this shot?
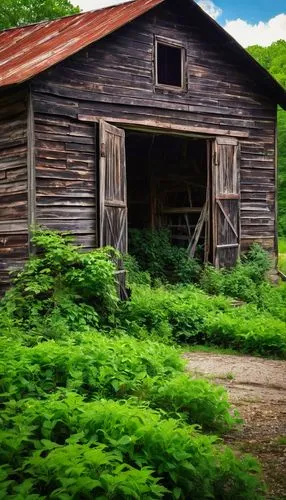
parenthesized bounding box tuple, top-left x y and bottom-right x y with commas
(184, 352, 286, 499)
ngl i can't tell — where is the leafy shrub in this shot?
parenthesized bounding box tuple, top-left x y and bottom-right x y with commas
(0, 229, 118, 337)
(128, 229, 202, 284)
(0, 394, 264, 499)
(0, 333, 236, 431)
(200, 244, 272, 298)
(121, 284, 228, 342)
(122, 284, 286, 358)
(204, 307, 286, 357)
(22, 443, 165, 499)
(149, 374, 238, 431)
(123, 253, 151, 287)
(199, 244, 286, 322)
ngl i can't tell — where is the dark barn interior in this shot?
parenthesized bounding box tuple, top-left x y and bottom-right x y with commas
(125, 131, 210, 260)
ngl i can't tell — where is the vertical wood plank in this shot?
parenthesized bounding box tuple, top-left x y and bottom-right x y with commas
(99, 120, 128, 254)
(212, 137, 240, 267)
(204, 139, 211, 263)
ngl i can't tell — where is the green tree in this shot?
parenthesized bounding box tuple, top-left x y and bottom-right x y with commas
(248, 40, 286, 236)
(0, 0, 80, 30)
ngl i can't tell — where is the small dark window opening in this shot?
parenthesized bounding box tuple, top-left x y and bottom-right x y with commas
(156, 42, 183, 88)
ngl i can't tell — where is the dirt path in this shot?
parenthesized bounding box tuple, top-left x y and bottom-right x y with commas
(184, 352, 286, 499)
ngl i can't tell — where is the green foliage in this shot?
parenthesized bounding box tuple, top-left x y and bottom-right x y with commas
(248, 41, 286, 236)
(0, 333, 236, 432)
(279, 254, 286, 275)
(199, 244, 286, 323)
(1, 229, 118, 338)
(279, 238, 286, 275)
(122, 284, 286, 358)
(123, 253, 151, 287)
(0, 229, 268, 497)
(248, 40, 286, 88)
(203, 306, 286, 357)
(200, 244, 272, 299)
(149, 374, 238, 431)
(128, 229, 202, 284)
(0, 0, 80, 29)
(22, 443, 165, 499)
(0, 395, 264, 499)
(279, 238, 286, 254)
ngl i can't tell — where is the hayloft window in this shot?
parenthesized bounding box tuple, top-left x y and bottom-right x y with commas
(155, 38, 185, 89)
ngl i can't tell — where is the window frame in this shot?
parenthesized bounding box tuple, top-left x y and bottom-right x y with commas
(154, 36, 187, 92)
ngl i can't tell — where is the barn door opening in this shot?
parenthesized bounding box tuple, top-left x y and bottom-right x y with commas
(212, 137, 240, 267)
(125, 131, 210, 262)
(99, 120, 128, 297)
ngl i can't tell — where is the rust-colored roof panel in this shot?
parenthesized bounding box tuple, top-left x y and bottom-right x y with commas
(0, 0, 164, 88)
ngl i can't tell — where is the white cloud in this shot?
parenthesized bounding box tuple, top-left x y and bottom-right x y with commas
(224, 14, 286, 47)
(197, 0, 222, 20)
(76, 0, 130, 11)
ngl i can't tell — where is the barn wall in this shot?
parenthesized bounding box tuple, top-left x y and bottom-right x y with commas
(0, 87, 29, 291)
(33, 111, 97, 249)
(31, 2, 277, 253)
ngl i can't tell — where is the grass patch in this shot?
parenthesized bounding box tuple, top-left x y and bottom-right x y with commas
(279, 238, 286, 254)
(182, 344, 243, 356)
(279, 238, 286, 274)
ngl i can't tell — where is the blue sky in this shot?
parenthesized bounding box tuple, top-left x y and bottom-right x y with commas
(76, 0, 286, 47)
(217, 0, 286, 24)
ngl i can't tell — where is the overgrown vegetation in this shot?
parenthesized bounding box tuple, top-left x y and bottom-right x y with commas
(0, 230, 118, 338)
(0, 229, 270, 498)
(122, 284, 286, 358)
(199, 244, 286, 323)
(128, 229, 201, 284)
(0, 394, 262, 499)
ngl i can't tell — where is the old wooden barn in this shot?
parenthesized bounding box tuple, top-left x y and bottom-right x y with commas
(0, 0, 286, 290)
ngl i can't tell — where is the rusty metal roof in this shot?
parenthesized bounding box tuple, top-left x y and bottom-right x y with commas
(0, 0, 163, 88)
(0, 0, 285, 108)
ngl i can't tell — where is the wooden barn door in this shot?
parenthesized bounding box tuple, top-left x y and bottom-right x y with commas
(212, 137, 240, 268)
(99, 120, 128, 296)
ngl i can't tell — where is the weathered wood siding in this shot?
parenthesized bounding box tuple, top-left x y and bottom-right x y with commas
(0, 88, 28, 290)
(31, 1, 276, 252)
(34, 107, 97, 249)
